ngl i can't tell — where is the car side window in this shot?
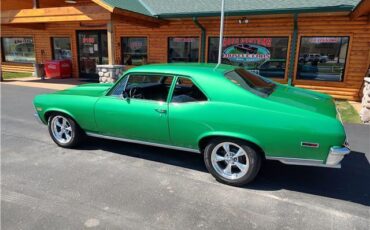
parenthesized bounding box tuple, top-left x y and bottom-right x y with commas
(171, 77, 207, 103)
(110, 76, 129, 96)
(122, 74, 173, 101)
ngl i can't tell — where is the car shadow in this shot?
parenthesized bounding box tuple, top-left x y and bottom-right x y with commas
(250, 151, 370, 206)
(80, 137, 370, 206)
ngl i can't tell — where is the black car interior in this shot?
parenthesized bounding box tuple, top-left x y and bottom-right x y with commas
(124, 76, 207, 102)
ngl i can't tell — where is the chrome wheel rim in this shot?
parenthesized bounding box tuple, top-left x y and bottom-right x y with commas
(211, 142, 250, 180)
(51, 116, 73, 144)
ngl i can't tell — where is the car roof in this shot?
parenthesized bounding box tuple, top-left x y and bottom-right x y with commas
(125, 63, 236, 77)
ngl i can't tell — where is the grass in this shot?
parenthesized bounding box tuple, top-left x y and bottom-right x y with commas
(335, 100, 362, 124)
(2, 71, 33, 80)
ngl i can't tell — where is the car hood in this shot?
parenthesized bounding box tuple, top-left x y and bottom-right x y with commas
(54, 83, 114, 97)
(268, 85, 337, 118)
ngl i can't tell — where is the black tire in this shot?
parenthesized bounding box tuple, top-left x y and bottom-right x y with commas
(48, 113, 83, 148)
(204, 138, 261, 186)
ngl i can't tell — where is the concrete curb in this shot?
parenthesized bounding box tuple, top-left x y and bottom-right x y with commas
(1, 77, 82, 90)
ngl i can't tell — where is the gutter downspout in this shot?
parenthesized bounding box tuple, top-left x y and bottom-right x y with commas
(288, 13, 298, 86)
(193, 17, 206, 63)
(33, 0, 39, 9)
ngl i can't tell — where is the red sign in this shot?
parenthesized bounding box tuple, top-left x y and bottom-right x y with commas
(223, 53, 271, 59)
(82, 37, 95, 44)
(223, 38, 272, 47)
(13, 38, 33, 44)
(309, 37, 340, 44)
(129, 41, 143, 50)
(173, 38, 196, 43)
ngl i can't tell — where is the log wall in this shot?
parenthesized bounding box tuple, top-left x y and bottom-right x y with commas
(1, 13, 369, 100)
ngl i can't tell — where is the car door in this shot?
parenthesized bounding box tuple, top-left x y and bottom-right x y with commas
(168, 76, 209, 149)
(94, 73, 174, 145)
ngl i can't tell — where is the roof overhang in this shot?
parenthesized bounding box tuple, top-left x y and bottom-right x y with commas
(112, 8, 167, 27)
(1, 5, 111, 24)
(156, 5, 355, 19)
(91, 0, 165, 27)
(351, 0, 370, 19)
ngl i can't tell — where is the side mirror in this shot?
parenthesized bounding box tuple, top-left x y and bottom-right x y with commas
(122, 91, 130, 100)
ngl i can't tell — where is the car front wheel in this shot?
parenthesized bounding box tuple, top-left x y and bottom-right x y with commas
(48, 114, 82, 148)
(204, 139, 261, 186)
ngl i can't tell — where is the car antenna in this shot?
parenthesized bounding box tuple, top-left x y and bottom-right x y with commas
(214, 0, 225, 71)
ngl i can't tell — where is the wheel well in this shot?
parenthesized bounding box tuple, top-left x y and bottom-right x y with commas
(44, 111, 73, 124)
(198, 135, 265, 158)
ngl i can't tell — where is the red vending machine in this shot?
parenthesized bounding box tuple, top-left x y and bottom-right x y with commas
(44, 60, 72, 79)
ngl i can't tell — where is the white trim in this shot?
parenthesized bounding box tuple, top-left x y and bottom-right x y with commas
(86, 132, 201, 153)
(266, 156, 341, 168)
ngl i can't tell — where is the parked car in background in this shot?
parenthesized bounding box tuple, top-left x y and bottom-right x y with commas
(257, 59, 286, 78)
(234, 44, 258, 54)
(299, 53, 328, 63)
(34, 64, 350, 186)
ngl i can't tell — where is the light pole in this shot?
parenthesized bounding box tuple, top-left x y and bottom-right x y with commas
(215, 0, 225, 69)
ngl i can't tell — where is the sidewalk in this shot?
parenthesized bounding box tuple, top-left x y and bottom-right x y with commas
(1, 77, 84, 90)
(348, 101, 362, 114)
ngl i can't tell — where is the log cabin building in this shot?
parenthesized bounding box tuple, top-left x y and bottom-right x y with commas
(1, 0, 370, 100)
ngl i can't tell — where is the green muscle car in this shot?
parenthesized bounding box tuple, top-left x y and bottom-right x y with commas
(33, 63, 350, 186)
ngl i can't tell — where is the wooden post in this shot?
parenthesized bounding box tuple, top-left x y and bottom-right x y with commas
(288, 13, 298, 86)
(107, 20, 115, 65)
(33, 0, 39, 9)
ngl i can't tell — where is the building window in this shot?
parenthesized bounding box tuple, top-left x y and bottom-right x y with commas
(208, 37, 289, 79)
(297, 36, 349, 82)
(168, 37, 199, 63)
(121, 37, 148, 66)
(1, 37, 35, 63)
(52, 37, 72, 60)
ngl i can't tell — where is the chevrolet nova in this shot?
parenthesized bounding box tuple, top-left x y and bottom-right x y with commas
(34, 64, 350, 186)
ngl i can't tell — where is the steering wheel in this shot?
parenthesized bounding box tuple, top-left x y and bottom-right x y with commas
(129, 87, 144, 99)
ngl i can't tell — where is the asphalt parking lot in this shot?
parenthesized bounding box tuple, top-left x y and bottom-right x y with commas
(1, 84, 370, 230)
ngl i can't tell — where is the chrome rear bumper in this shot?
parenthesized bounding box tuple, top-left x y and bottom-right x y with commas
(325, 146, 351, 166)
(266, 145, 350, 168)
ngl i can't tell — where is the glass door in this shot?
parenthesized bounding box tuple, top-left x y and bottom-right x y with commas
(77, 30, 108, 80)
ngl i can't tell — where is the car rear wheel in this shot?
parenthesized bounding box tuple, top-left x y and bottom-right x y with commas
(48, 114, 83, 148)
(204, 139, 261, 186)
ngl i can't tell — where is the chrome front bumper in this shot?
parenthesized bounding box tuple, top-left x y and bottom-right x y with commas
(34, 112, 43, 124)
(326, 146, 351, 166)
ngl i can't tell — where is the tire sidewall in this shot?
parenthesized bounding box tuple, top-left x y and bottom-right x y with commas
(204, 138, 261, 186)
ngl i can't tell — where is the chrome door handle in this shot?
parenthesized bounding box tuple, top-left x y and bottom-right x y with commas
(155, 109, 167, 114)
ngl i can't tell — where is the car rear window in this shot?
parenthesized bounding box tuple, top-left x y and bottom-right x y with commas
(225, 68, 276, 97)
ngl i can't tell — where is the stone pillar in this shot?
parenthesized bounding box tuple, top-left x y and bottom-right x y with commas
(96, 65, 125, 83)
(360, 75, 370, 124)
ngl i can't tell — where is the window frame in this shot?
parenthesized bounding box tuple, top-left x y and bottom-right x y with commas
(1, 36, 36, 64)
(293, 34, 352, 85)
(121, 36, 149, 66)
(51, 36, 72, 60)
(167, 37, 200, 63)
(108, 72, 209, 103)
(206, 36, 291, 81)
(108, 72, 175, 103)
(294, 35, 350, 83)
(170, 75, 209, 104)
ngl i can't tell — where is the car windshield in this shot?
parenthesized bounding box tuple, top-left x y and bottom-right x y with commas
(225, 68, 276, 97)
